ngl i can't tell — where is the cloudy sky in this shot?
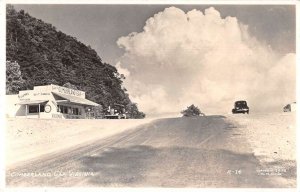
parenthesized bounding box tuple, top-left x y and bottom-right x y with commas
(13, 4, 296, 115)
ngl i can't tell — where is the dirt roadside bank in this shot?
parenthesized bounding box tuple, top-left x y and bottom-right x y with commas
(226, 112, 296, 187)
(6, 118, 156, 168)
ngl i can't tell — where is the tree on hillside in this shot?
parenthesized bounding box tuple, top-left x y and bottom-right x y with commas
(181, 104, 204, 117)
(6, 60, 25, 94)
(126, 103, 146, 119)
(92, 105, 104, 119)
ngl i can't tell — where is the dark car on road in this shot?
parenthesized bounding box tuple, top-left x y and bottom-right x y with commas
(232, 100, 249, 114)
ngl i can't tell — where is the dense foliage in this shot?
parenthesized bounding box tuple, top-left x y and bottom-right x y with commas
(6, 5, 145, 118)
(6, 60, 25, 94)
(181, 104, 204, 117)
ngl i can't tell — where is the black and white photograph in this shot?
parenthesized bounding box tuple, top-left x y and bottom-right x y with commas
(2, 0, 297, 190)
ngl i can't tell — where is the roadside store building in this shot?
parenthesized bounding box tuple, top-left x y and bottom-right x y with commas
(6, 84, 99, 119)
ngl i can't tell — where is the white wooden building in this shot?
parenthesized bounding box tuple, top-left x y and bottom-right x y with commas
(6, 84, 99, 119)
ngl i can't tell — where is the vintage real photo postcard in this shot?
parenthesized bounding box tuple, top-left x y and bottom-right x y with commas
(2, 0, 297, 190)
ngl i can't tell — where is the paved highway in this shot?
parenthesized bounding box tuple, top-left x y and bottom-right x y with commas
(6, 116, 291, 187)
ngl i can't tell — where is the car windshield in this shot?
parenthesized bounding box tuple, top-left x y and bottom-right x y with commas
(235, 101, 247, 107)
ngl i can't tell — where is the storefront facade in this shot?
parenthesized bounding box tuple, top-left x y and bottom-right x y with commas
(6, 84, 99, 119)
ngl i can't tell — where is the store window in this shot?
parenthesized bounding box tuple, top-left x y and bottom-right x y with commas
(56, 105, 81, 116)
(28, 105, 45, 113)
(58, 105, 65, 114)
(40, 105, 45, 112)
(67, 107, 72, 114)
(58, 105, 74, 114)
(63, 106, 67, 114)
(73, 108, 79, 115)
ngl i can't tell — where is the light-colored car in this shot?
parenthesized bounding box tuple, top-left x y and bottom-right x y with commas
(283, 102, 296, 112)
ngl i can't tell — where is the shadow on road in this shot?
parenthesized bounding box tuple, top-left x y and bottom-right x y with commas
(206, 115, 227, 119)
(79, 145, 278, 187)
(6, 115, 295, 188)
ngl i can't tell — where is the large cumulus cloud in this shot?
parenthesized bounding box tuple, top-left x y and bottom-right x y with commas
(116, 7, 295, 115)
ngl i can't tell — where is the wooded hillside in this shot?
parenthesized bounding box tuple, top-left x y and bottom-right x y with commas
(6, 5, 145, 118)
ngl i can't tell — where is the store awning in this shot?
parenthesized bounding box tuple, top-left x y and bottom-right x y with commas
(16, 100, 48, 105)
(52, 92, 99, 106)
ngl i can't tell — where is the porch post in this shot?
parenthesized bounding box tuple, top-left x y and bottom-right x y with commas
(25, 105, 28, 118)
(38, 104, 40, 118)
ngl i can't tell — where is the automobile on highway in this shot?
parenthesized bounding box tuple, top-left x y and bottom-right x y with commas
(283, 102, 296, 112)
(232, 100, 249, 114)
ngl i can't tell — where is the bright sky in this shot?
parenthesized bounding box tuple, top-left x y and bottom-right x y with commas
(12, 4, 296, 115)
(14, 4, 295, 65)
